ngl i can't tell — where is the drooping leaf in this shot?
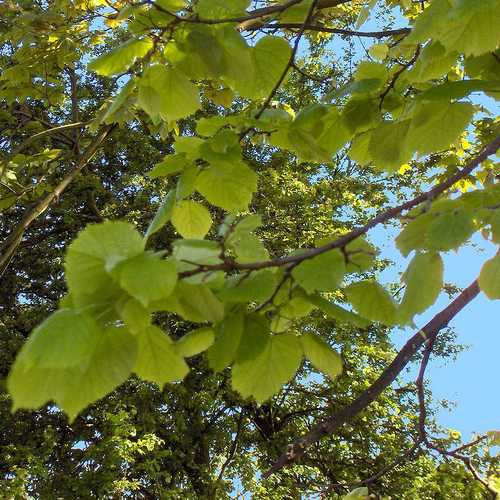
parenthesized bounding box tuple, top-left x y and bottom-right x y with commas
(398, 252, 443, 323)
(196, 162, 257, 212)
(292, 249, 346, 293)
(478, 253, 500, 299)
(237, 36, 291, 99)
(217, 270, 277, 303)
(207, 309, 245, 372)
(65, 221, 144, 308)
(232, 332, 302, 403)
(9, 325, 137, 421)
(145, 190, 176, 239)
(345, 280, 398, 325)
(114, 253, 177, 307)
(137, 65, 200, 123)
(174, 327, 214, 357)
(171, 200, 212, 239)
(300, 332, 343, 380)
(149, 154, 189, 178)
(406, 102, 474, 156)
(88, 38, 153, 76)
(310, 295, 370, 328)
(134, 326, 188, 386)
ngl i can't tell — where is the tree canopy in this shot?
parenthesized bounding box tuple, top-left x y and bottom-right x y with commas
(0, 0, 499, 498)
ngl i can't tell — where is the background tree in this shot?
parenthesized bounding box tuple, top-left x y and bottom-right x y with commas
(1, 0, 499, 498)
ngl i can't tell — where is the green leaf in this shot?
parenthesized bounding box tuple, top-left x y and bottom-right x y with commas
(490, 210, 500, 243)
(345, 280, 398, 325)
(134, 326, 188, 386)
(176, 165, 199, 200)
(118, 298, 151, 334)
(172, 239, 221, 267)
(426, 209, 475, 251)
(114, 253, 177, 307)
(406, 42, 458, 84)
(9, 325, 137, 421)
(406, 102, 474, 156)
(368, 120, 412, 172)
(416, 80, 499, 101)
(9, 309, 101, 370)
(398, 252, 443, 323)
(207, 309, 245, 372)
(478, 253, 500, 299)
(171, 200, 212, 239)
(237, 36, 292, 99)
(195, 0, 249, 17)
(396, 213, 433, 257)
(309, 295, 370, 328)
(149, 154, 189, 178)
(145, 190, 176, 239)
(65, 221, 144, 308)
(88, 38, 153, 76)
(300, 332, 343, 380)
(232, 333, 302, 403)
(174, 327, 214, 357)
(292, 250, 346, 293)
(369, 43, 388, 61)
(196, 162, 257, 212)
(436, 0, 500, 57)
(217, 271, 277, 303)
(101, 79, 136, 124)
(170, 282, 225, 323)
(137, 65, 200, 123)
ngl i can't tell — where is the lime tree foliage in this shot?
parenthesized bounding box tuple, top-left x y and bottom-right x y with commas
(1, 0, 500, 497)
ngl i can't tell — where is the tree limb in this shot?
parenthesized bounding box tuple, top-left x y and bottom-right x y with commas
(263, 279, 480, 477)
(0, 124, 115, 276)
(257, 24, 411, 39)
(179, 135, 500, 279)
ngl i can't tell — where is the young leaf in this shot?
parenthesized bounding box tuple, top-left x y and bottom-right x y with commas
(134, 326, 189, 386)
(217, 271, 277, 303)
(292, 249, 346, 293)
(137, 65, 200, 123)
(398, 252, 443, 323)
(345, 280, 398, 325)
(237, 36, 292, 99)
(174, 327, 214, 357)
(118, 298, 151, 334)
(65, 221, 144, 308)
(396, 213, 433, 257)
(207, 309, 245, 372)
(406, 102, 474, 156)
(196, 162, 257, 212)
(8, 325, 137, 421)
(114, 253, 177, 307)
(145, 190, 176, 239)
(300, 332, 343, 380)
(426, 209, 475, 251)
(8, 309, 101, 370)
(309, 295, 370, 328)
(149, 154, 189, 178)
(88, 38, 153, 76)
(232, 333, 302, 403)
(171, 200, 212, 239)
(478, 253, 500, 299)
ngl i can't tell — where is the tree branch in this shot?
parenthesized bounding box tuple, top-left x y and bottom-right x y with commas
(179, 135, 500, 279)
(0, 124, 115, 276)
(263, 279, 480, 477)
(258, 24, 411, 39)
